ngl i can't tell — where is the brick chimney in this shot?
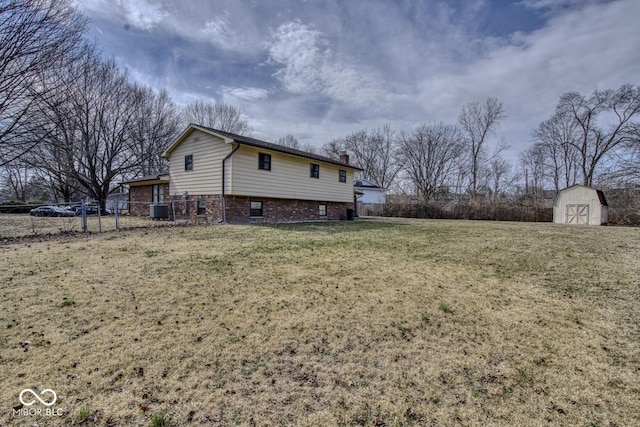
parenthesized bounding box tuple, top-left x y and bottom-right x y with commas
(339, 152, 349, 165)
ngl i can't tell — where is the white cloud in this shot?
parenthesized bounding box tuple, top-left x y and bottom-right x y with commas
(122, 0, 167, 30)
(267, 21, 326, 94)
(201, 13, 243, 50)
(415, 0, 640, 159)
(78, 0, 167, 30)
(78, 0, 639, 162)
(267, 21, 389, 108)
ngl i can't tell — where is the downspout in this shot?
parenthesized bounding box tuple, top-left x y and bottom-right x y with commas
(221, 142, 241, 223)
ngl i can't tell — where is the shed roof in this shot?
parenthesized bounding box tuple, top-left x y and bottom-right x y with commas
(596, 190, 608, 206)
(557, 184, 608, 206)
(354, 179, 385, 190)
(121, 173, 169, 186)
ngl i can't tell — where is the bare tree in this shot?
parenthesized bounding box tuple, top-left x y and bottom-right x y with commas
(0, 159, 51, 201)
(182, 100, 252, 135)
(130, 85, 181, 176)
(396, 123, 464, 202)
(616, 126, 640, 184)
(321, 138, 345, 159)
(532, 112, 581, 192)
(276, 133, 318, 154)
(520, 144, 546, 196)
(556, 84, 640, 186)
(276, 134, 300, 149)
(488, 156, 515, 198)
(341, 124, 402, 189)
(0, 0, 85, 164)
(1, 160, 29, 201)
(367, 124, 403, 189)
(28, 136, 82, 202)
(28, 45, 141, 210)
(458, 97, 505, 197)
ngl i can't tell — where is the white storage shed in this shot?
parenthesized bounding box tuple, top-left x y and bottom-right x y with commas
(553, 185, 608, 225)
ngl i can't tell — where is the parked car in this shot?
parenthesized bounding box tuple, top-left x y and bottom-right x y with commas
(76, 205, 99, 216)
(66, 204, 100, 215)
(30, 206, 76, 217)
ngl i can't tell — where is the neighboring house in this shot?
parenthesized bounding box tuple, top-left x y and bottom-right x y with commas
(354, 179, 386, 215)
(106, 187, 131, 213)
(124, 125, 361, 223)
(553, 184, 608, 225)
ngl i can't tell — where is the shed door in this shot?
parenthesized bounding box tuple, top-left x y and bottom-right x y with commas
(565, 204, 589, 224)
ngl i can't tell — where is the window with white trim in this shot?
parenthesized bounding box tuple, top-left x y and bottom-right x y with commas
(152, 184, 164, 203)
(250, 201, 263, 217)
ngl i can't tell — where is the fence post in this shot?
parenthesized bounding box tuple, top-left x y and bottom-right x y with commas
(115, 205, 119, 231)
(81, 200, 88, 233)
(171, 201, 177, 225)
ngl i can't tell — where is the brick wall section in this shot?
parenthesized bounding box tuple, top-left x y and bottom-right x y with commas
(224, 195, 352, 223)
(128, 183, 170, 216)
(128, 188, 353, 224)
(165, 194, 223, 224)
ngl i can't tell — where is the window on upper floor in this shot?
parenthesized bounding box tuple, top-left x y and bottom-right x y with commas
(339, 169, 347, 183)
(184, 154, 193, 171)
(259, 153, 271, 171)
(310, 163, 320, 179)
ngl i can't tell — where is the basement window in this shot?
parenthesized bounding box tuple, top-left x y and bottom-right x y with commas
(319, 204, 327, 216)
(197, 199, 206, 215)
(184, 154, 193, 171)
(259, 153, 271, 171)
(310, 163, 320, 179)
(250, 201, 263, 217)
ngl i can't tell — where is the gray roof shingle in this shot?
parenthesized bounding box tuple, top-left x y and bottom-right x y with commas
(198, 125, 362, 170)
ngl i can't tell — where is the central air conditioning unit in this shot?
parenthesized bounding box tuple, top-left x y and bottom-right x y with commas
(150, 203, 169, 219)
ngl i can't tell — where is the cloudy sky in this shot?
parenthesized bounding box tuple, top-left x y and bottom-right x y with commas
(76, 0, 639, 161)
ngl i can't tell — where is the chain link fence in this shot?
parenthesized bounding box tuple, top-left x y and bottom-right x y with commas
(0, 201, 181, 239)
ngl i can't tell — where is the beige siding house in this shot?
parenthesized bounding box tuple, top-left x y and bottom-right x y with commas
(151, 124, 360, 223)
(553, 185, 608, 225)
(167, 130, 231, 196)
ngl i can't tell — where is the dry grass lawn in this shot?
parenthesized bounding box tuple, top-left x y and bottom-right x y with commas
(0, 219, 638, 426)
